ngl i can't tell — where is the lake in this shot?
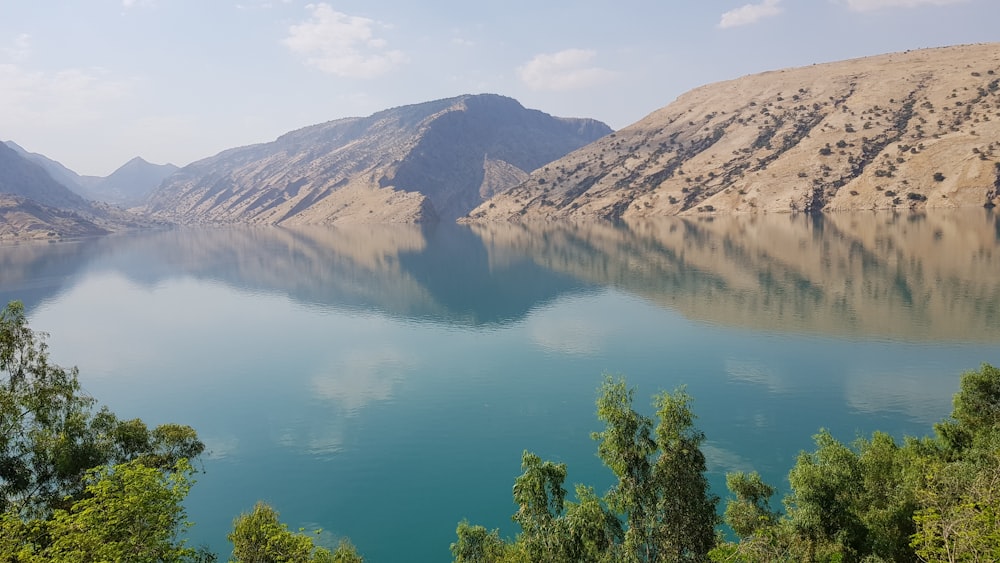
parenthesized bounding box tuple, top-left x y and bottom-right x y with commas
(1, 211, 998, 561)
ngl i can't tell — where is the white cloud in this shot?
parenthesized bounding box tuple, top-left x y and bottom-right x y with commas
(719, 0, 783, 28)
(517, 49, 615, 91)
(284, 3, 406, 79)
(844, 0, 966, 10)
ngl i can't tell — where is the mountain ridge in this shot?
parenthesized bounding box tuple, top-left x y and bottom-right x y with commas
(143, 94, 612, 224)
(467, 43, 1000, 221)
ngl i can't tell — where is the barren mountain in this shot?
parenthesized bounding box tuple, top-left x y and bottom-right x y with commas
(0, 143, 169, 242)
(4, 142, 178, 206)
(96, 157, 179, 206)
(467, 43, 1000, 221)
(145, 94, 611, 224)
(0, 195, 108, 242)
(0, 141, 90, 211)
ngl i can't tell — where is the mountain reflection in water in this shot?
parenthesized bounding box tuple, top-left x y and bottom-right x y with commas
(3, 210, 997, 341)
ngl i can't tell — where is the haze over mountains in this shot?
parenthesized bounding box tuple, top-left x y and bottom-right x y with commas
(5, 142, 178, 207)
(3, 44, 1000, 241)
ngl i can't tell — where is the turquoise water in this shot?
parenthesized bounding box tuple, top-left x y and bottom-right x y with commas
(1, 212, 998, 561)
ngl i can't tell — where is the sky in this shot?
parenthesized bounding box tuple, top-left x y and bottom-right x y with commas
(1, 0, 998, 176)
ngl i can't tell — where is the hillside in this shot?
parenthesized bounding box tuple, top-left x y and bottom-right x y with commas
(144, 94, 611, 224)
(467, 43, 1000, 221)
(0, 195, 109, 242)
(0, 142, 90, 211)
(4, 142, 178, 207)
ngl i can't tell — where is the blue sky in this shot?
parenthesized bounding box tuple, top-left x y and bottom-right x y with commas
(1, 0, 997, 176)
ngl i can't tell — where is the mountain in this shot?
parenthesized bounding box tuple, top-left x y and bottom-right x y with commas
(467, 43, 1000, 221)
(3, 142, 178, 207)
(144, 94, 611, 224)
(95, 157, 179, 206)
(0, 142, 90, 211)
(0, 194, 108, 242)
(3, 141, 100, 198)
(0, 143, 109, 241)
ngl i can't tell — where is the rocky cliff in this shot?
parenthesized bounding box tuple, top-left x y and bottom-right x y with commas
(467, 43, 1000, 221)
(145, 94, 611, 224)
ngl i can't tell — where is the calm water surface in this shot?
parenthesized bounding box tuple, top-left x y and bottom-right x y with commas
(1, 212, 998, 561)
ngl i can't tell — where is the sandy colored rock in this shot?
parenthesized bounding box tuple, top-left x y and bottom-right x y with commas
(468, 43, 1000, 221)
(145, 94, 610, 225)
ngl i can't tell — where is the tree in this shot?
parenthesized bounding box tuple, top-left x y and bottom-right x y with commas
(593, 377, 656, 561)
(508, 451, 621, 562)
(935, 363, 1000, 457)
(451, 520, 513, 563)
(229, 501, 360, 563)
(0, 300, 204, 518)
(44, 459, 197, 563)
(593, 376, 718, 562)
(650, 389, 718, 561)
(1, 300, 206, 560)
(723, 471, 777, 539)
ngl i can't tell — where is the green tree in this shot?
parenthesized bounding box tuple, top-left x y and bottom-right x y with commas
(0, 300, 204, 518)
(593, 376, 718, 562)
(650, 389, 718, 561)
(451, 520, 515, 563)
(593, 377, 657, 561)
(935, 363, 1000, 457)
(1, 300, 207, 561)
(508, 451, 621, 562)
(911, 451, 1000, 563)
(723, 471, 778, 539)
(44, 459, 197, 563)
(229, 501, 359, 563)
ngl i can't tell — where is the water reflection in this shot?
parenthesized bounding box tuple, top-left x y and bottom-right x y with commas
(2, 211, 997, 343)
(471, 210, 1000, 342)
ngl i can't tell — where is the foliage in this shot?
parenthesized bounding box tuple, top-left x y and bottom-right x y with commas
(0, 300, 207, 561)
(712, 363, 1000, 563)
(44, 459, 196, 562)
(229, 501, 362, 563)
(0, 459, 198, 562)
(453, 375, 717, 562)
(0, 300, 205, 518)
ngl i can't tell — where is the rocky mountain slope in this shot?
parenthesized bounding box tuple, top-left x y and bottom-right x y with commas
(144, 94, 611, 224)
(467, 43, 1000, 221)
(0, 143, 165, 241)
(0, 142, 90, 211)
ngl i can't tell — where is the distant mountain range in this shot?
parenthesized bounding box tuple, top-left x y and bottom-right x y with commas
(143, 94, 611, 224)
(4, 44, 1000, 241)
(4, 142, 177, 207)
(0, 142, 171, 241)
